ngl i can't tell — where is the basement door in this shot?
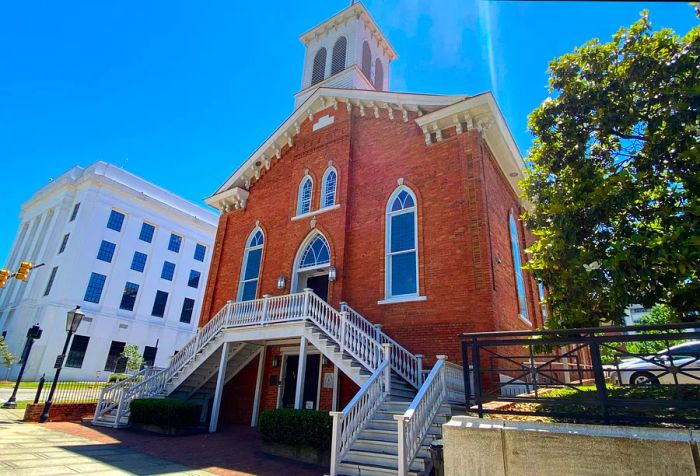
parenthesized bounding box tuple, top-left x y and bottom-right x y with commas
(280, 354, 321, 409)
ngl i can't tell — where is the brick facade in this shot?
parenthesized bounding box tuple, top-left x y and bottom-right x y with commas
(203, 102, 541, 419)
(24, 402, 97, 422)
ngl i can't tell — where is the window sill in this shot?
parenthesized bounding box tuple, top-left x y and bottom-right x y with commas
(378, 295, 427, 305)
(291, 204, 341, 221)
(518, 314, 533, 326)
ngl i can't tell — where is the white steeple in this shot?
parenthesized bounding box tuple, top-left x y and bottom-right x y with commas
(294, 2, 397, 108)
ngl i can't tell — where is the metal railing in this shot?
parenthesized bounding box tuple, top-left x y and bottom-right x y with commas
(460, 322, 700, 426)
(35, 380, 111, 404)
(330, 356, 392, 476)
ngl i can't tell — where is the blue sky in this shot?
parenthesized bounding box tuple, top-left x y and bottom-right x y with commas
(1, 1, 696, 263)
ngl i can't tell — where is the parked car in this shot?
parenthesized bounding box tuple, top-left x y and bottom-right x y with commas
(610, 341, 700, 386)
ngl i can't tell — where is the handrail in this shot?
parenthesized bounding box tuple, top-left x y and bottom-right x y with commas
(341, 302, 423, 388)
(395, 356, 451, 476)
(93, 367, 161, 421)
(445, 361, 468, 404)
(330, 357, 392, 476)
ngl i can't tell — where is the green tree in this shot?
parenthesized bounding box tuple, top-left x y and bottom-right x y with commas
(524, 10, 700, 328)
(0, 336, 17, 371)
(120, 344, 144, 374)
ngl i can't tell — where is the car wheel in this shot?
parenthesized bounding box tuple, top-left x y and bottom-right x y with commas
(630, 371, 659, 386)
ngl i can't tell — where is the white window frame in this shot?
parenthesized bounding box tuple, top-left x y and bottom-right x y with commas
(297, 176, 313, 216)
(382, 186, 423, 303)
(237, 227, 264, 301)
(320, 167, 337, 209)
(509, 212, 530, 322)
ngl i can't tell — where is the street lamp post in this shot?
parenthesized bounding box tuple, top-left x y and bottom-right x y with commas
(2, 324, 42, 409)
(39, 306, 84, 423)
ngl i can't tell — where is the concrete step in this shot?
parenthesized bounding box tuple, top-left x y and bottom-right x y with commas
(351, 439, 430, 459)
(366, 418, 397, 432)
(338, 453, 425, 475)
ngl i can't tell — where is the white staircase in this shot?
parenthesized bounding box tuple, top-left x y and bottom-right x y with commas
(91, 290, 466, 476)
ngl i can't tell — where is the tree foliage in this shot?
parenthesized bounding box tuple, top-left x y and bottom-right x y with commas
(0, 336, 17, 369)
(524, 10, 700, 328)
(120, 344, 144, 374)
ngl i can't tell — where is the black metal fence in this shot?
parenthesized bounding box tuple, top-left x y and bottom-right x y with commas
(460, 322, 700, 426)
(33, 378, 109, 404)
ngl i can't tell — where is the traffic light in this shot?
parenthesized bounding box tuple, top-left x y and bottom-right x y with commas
(0, 269, 9, 288)
(15, 262, 32, 281)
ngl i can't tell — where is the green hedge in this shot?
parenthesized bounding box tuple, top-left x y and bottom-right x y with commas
(258, 409, 332, 450)
(130, 398, 201, 428)
(108, 374, 128, 383)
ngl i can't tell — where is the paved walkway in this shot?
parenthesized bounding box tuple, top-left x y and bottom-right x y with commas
(0, 409, 326, 476)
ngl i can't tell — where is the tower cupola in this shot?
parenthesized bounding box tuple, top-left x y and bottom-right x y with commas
(294, 2, 397, 108)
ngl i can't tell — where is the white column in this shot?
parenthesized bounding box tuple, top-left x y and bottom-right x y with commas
(209, 341, 229, 433)
(250, 346, 266, 427)
(331, 365, 339, 411)
(294, 336, 308, 409)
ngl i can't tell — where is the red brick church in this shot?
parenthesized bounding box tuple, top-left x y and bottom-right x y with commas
(95, 4, 543, 474)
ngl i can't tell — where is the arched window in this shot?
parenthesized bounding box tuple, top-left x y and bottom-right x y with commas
(311, 47, 327, 86)
(238, 228, 264, 301)
(374, 59, 384, 91)
(299, 234, 330, 270)
(331, 37, 347, 75)
(321, 167, 337, 208)
(361, 41, 372, 82)
(509, 213, 529, 320)
(386, 187, 418, 298)
(297, 176, 313, 215)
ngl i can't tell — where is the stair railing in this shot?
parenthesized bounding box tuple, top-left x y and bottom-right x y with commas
(341, 302, 423, 388)
(329, 345, 392, 476)
(92, 367, 161, 422)
(395, 355, 449, 476)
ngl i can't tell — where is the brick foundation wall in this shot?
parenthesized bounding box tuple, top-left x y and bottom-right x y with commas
(23, 403, 97, 422)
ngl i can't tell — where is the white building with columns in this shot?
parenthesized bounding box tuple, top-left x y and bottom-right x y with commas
(0, 162, 217, 381)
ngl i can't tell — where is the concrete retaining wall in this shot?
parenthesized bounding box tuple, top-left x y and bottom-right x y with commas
(23, 403, 97, 422)
(443, 416, 700, 476)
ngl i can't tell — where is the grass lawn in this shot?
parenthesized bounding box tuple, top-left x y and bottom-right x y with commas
(0, 380, 42, 389)
(485, 384, 700, 428)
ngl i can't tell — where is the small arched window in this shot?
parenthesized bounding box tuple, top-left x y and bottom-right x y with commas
(299, 234, 330, 270)
(374, 59, 384, 91)
(361, 41, 372, 82)
(509, 213, 529, 320)
(386, 187, 419, 298)
(297, 176, 313, 215)
(321, 168, 337, 208)
(331, 37, 347, 75)
(238, 228, 264, 301)
(311, 47, 327, 86)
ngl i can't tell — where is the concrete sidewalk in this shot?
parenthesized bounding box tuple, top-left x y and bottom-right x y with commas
(0, 408, 210, 475)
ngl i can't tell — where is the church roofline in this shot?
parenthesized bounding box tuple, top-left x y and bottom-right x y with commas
(298, 2, 398, 61)
(206, 87, 524, 211)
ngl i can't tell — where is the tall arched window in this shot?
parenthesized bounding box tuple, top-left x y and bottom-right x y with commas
(509, 213, 529, 320)
(321, 167, 337, 208)
(331, 37, 347, 75)
(386, 187, 418, 298)
(297, 176, 313, 215)
(374, 59, 384, 91)
(299, 234, 330, 271)
(238, 228, 264, 301)
(361, 41, 372, 82)
(311, 47, 327, 86)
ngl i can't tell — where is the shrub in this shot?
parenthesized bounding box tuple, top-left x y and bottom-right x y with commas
(129, 398, 201, 428)
(258, 409, 332, 451)
(108, 374, 128, 383)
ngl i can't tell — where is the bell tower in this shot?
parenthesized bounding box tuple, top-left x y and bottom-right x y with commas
(294, 2, 397, 108)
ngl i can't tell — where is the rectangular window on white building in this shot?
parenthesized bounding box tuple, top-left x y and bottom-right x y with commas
(188, 270, 200, 288)
(104, 340, 126, 372)
(139, 222, 155, 243)
(151, 290, 168, 317)
(180, 298, 195, 323)
(84, 273, 107, 303)
(161, 261, 175, 281)
(66, 335, 90, 368)
(96, 240, 117, 262)
(43, 266, 58, 296)
(142, 346, 157, 368)
(58, 234, 69, 254)
(131, 252, 147, 272)
(106, 210, 125, 232)
(194, 243, 206, 262)
(119, 282, 139, 311)
(168, 233, 182, 253)
(69, 203, 80, 222)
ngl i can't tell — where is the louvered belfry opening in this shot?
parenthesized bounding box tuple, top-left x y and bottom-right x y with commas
(331, 36, 347, 75)
(311, 47, 327, 85)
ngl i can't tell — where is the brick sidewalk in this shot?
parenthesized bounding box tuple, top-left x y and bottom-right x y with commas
(46, 421, 326, 476)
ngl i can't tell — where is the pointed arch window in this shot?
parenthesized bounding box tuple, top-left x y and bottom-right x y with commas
(299, 234, 330, 271)
(386, 187, 419, 298)
(321, 167, 337, 208)
(509, 213, 529, 320)
(331, 37, 347, 75)
(374, 59, 384, 91)
(361, 41, 372, 82)
(297, 176, 313, 215)
(311, 47, 327, 86)
(238, 228, 264, 301)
